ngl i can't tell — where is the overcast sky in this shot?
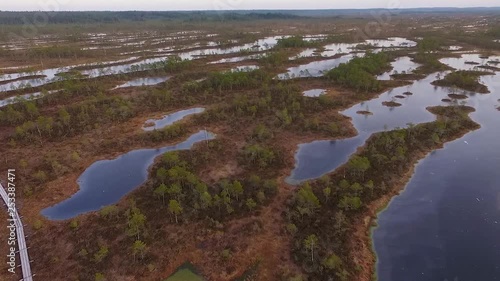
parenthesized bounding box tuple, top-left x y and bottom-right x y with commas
(2, 0, 499, 11)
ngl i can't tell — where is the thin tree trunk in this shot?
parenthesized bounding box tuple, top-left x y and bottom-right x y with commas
(311, 244, 314, 262)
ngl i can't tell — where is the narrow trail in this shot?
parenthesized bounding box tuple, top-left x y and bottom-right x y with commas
(0, 182, 33, 281)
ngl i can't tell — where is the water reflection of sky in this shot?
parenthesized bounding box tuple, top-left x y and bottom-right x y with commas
(143, 108, 205, 131)
(286, 53, 500, 281)
(41, 130, 214, 220)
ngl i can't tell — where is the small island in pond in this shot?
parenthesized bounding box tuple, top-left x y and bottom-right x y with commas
(357, 110, 374, 115)
(431, 70, 493, 93)
(448, 93, 468, 99)
(382, 101, 402, 107)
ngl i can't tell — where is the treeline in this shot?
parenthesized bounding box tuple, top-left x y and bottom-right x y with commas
(447, 27, 500, 51)
(2, 69, 265, 146)
(7, 95, 134, 143)
(286, 106, 479, 280)
(27, 45, 87, 59)
(325, 52, 391, 92)
(182, 69, 271, 94)
(0, 80, 100, 127)
(6, 87, 189, 145)
(1, 56, 195, 144)
(0, 11, 302, 25)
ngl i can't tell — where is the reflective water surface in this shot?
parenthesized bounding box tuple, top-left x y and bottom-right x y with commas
(374, 72, 500, 281)
(377, 57, 421, 80)
(0, 90, 60, 107)
(114, 76, 170, 89)
(287, 54, 500, 280)
(278, 54, 356, 79)
(143, 108, 205, 131)
(41, 130, 214, 220)
(302, 89, 326, 97)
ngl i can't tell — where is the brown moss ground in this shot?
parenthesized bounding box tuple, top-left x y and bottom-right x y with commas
(1, 16, 495, 280)
(0, 64, 413, 280)
(0, 76, 383, 280)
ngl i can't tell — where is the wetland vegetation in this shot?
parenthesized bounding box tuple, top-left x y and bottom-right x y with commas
(431, 70, 493, 93)
(0, 8, 499, 281)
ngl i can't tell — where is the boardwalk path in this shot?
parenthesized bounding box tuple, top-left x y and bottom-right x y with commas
(0, 182, 33, 281)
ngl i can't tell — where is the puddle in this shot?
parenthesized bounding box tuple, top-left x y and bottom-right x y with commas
(114, 76, 170, 89)
(143, 108, 205, 131)
(41, 130, 215, 220)
(303, 89, 326, 97)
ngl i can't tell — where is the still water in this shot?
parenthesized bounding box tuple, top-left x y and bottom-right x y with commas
(374, 73, 500, 281)
(143, 108, 205, 131)
(0, 90, 60, 107)
(302, 89, 326, 97)
(377, 56, 421, 80)
(41, 130, 214, 220)
(114, 76, 170, 89)
(278, 54, 356, 79)
(287, 54, 500, 280)
(0, 37, 415, 92)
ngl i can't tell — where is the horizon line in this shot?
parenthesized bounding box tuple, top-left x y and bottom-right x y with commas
(2, 6, 500, 12)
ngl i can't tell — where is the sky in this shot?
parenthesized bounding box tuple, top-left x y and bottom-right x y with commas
(1, 0, 499, 11)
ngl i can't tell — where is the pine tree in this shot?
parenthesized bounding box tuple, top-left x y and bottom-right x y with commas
(168, 200, 183, 223)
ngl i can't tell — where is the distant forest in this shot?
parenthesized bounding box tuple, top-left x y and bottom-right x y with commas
(0, 11, 302, 25)
(1, 8, 500, 25)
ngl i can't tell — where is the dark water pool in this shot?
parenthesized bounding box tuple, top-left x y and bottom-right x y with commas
(287, 71, 461, 183)
(287, 54, 500, 280)
(41, 130, 214, 220)
(374, 69, 500, 281)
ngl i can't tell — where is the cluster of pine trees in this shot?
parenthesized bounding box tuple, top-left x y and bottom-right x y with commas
(433, 70, 492, 93)
(10, 95, 134, 143)
(325, 52, 391, 92)
(286, 105, 479, 280)
(148, 151, 278, 223)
